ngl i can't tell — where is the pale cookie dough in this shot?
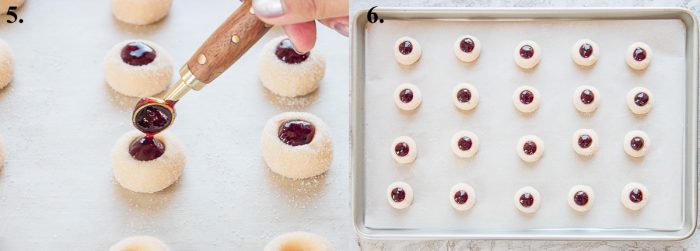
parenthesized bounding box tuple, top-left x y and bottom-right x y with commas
(573, 85, 600, 113)
(513, 86, 540, 113)
(262, 112, 333, 179)
(387, 181, 413, 210)
(0, 38, 14, 90)
(452, 83, 479, 111)
(394, 83, 422, 111)
(568, 185, 595, 212)
(626, 42, 652, 70)
(621, 182, 648, 211)
(394, 36, 421, 65)
(453, 35, 481, 63)
(451, 130, 479, 158)
(264, 232, 334, 251)
(517, 135, 544, 163)
(391, 136, 416, 164)
(449, 183, 476, 211)
(112, 0, 173, 25)
(112, 130, 185, 193)
(623, 130, 650, 158)
(572, 129, 599, 156)
(8, 0, 24, 7)
(104, 40, 173, 97)
(259, 36, 326, 97)
(626, 87, 654, 115)
(109, 236, 170, 251)
(513, 40, 541, 69)
(571, 39, 600, 66)
(514, 186, 541, 214)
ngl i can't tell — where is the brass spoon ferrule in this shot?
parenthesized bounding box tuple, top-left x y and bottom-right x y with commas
(162, 65, 207, 102)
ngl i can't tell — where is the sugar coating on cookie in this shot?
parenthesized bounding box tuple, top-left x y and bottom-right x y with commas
(514, 186, 540, 214)
(572, 129, 599, 156)
(259, 36, 326, 97)
(451, 130, 479, 158)
(513, 86, 540, 113)
(568, 185, 594, 212)
(626, 42, 652, 70)
(573, 85, 600, 113)
(394, 36, 421, 66)
(109, 236, 170, 251)
(514, 40, 541, 69)
(621, 182, 648, 211)
(112, 130, 185, 193)
(627, 87, 654, 115)
(264, 231, 334, 251)
(112, 0, 173, 25)
(262, 112, 333, 179)
(517, 135, 544, 163)
(450, 183, 476, 211)
(623, 130, 650, 158)
(394, 83, 422, 111)
(392, 136, 417, 164)
(452, 83, 479, 111)
(387, 181, 413, 209)
(104, 40, 173, 97)
(0, 38, 15, 90)
(453, 35, 481, 63)
(571, 39, 599, 66)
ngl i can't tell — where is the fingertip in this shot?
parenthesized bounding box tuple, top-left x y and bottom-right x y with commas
(282, 22, 317, 53)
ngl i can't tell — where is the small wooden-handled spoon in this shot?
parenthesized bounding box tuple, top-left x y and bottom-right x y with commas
(132, 0, 271, 135)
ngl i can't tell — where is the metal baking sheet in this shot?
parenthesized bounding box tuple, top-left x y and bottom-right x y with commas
(0, 1, 351, 250)
(351, 7, 698, 240)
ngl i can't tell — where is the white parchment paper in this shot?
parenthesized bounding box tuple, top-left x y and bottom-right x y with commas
(362, 18, 687, 233)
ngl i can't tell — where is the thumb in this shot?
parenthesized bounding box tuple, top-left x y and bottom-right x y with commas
(252, 0, 348, 25)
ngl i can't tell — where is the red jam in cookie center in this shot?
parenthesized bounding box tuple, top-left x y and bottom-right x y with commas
(278, 120, 316, 146)
(121, 42, 156, 66)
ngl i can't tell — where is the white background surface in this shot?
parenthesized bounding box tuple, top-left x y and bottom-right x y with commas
(0, 0, 350, 250)
(352, 2, 699, 251)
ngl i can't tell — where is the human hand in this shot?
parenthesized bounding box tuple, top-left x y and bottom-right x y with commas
(252, 0, 349, 53)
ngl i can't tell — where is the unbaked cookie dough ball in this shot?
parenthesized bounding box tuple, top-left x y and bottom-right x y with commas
(514, 40, 541, 69)
(626, 42, 652, 70)
(451, 130, 479, 158)
(450, 183, 476, 211)
(514, 186, 541, 214)
(260, 36, 326, 97)
(453, 35, 481, 63)
(394, 36, 421, 65)
(452, 83, 479, 111)
(571, 39, 599, 66)
(112, 0, 173, 25)
(112, 130, 185, 193)
(0, 39, 14, 90)
(621, 182, 648, 211)
(513, 86, 540, 113)
(264, 232, 334, 251)
(568, 185, 594, 212)
(517, 135, 544, 163)
(104, 40, 173, 97)
(626, 87, 654, 115)
(573, 85, 600, 113)
(624, 130, 650, 158)
(394, 83, 422, 111)
(387, 181, 413, 210)
(109, 236, 170, 251)
(8, 0, 24, 7)
(261, 112, 333, 179)
(392, 136, 417, 164)
(572, 129, 599, 157)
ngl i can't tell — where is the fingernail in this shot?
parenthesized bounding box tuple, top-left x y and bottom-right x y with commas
(333, 22, 349, 37)
(252, 0, 284, 18)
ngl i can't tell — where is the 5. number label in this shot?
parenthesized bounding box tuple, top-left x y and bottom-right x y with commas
(6, 6, 22, 23)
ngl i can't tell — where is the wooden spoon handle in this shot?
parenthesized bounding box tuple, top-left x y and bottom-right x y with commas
(186, 0, 271, 84)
